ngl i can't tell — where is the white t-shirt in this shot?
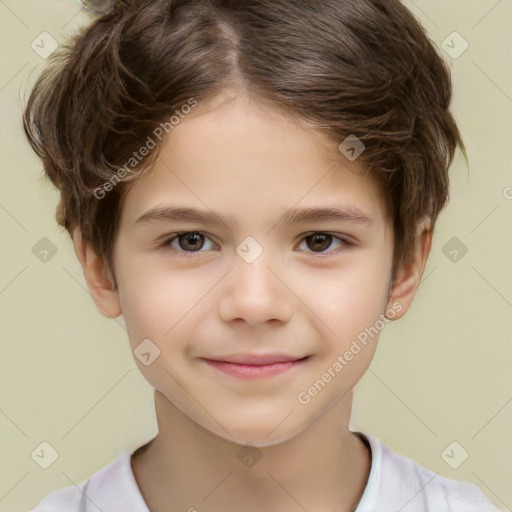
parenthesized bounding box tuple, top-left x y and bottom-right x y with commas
(30, 432, 500, 512)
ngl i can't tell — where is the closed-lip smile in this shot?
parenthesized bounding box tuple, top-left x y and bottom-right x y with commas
(202, 353, 310, 380)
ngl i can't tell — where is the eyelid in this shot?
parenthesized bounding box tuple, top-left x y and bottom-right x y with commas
(299, 231, 356, 245)
(159, 231, 209, 242)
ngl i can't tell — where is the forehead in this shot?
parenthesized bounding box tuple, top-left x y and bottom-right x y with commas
(118, 92, 389, 229)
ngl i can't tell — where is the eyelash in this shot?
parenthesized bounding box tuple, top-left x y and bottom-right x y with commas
(158, 231, 353, 258)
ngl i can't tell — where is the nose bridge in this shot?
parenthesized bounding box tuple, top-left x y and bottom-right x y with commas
(218, 238, 292, 324)
(236, 249, 273, 291)
(233, 241, 278, 300)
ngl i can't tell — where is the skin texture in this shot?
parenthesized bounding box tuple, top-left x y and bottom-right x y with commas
(74, 91, 432, 512)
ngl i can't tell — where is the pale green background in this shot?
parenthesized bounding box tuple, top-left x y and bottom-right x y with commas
(1, 1, 511, 511)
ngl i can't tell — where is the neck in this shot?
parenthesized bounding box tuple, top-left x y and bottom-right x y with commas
(131, 390, 371, 512)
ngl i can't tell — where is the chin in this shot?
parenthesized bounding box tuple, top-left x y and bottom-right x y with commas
(204, 411, 307, 449)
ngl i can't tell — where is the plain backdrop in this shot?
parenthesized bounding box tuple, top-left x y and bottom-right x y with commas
(0, 1, 510, 511)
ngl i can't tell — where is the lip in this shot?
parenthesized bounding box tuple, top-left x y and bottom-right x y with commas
(207, 353, 307, 365)
(202, 354, 310, 380)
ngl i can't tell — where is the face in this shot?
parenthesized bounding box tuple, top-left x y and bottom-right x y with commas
(100, 92, 403, 446)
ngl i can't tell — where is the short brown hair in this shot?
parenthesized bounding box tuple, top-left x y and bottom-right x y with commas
(23, 0, 465, 280)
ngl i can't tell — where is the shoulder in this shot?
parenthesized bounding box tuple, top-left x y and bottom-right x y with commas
(355, 432, 501, 512)
(29, 451, 148, 512)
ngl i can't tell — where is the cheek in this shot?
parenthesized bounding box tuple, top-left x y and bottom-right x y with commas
(292, 252, 392, 341)
(116, 258, 205, 345)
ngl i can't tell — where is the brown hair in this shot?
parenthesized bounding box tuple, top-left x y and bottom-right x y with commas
(23, 0, 466, 281)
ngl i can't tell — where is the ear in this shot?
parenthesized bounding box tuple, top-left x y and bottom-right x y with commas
(385, 218, 433, 320)
(72, 228, 122, 318)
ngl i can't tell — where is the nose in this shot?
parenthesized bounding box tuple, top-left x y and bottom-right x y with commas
(218, 249, 293, 326)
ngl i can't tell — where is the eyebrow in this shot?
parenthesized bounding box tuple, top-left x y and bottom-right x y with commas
(134, 205, 373, 230)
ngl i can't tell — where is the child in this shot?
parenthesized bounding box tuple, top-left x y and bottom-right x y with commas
(24, 0, 500, 510)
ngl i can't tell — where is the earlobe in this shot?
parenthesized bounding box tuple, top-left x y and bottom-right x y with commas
(72, 229, 122, 319)
(385, 221, 433, 320)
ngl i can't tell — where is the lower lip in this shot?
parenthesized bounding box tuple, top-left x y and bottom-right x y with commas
(203, 358, 309, 380)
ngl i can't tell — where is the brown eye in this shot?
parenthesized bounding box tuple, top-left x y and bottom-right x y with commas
(176, 232, 205, 251)
(306, 233, 333, 252)
(297, 232, 350, 256)
(160, 231, 218, 257)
